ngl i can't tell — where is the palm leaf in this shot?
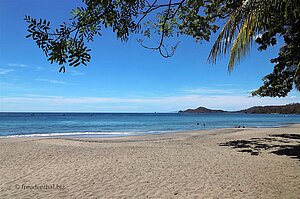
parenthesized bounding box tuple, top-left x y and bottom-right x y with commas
(209, 0, 297, 70)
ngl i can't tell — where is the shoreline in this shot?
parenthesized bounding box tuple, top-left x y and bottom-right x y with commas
(2, 123, 300, 139)
(1, 125, 300, 198)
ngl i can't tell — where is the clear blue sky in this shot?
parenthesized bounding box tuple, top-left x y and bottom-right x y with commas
(0, 0, 299, 112)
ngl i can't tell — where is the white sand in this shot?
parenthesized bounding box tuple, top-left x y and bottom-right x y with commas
(0, 125, 300, 198)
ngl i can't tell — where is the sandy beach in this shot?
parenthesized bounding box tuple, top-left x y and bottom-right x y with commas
(0, 125, 299, 199)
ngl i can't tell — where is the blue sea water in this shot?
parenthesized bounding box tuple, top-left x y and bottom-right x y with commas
(0, 112, 299, 137)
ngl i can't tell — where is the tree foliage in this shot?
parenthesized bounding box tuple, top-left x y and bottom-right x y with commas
(25, 0, 300, 97)
(252, 6, 300, 97)
(208, 0, 300, 97)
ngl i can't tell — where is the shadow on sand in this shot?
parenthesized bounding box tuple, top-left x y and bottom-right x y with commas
(219, 134, 300, 161)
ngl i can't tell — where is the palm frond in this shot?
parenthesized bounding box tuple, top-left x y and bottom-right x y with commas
(208, 12, 240, 64)
(228, 12, 256, 71)
(208, 0, 298, 70)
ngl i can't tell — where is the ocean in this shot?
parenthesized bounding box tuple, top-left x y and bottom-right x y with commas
(0, 112, 299, 137)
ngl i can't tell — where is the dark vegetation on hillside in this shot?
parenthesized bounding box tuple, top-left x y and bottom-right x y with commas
(179, 103, 300, 114)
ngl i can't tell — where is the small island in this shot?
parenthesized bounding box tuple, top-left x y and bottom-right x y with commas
(179, 103, 300, 114)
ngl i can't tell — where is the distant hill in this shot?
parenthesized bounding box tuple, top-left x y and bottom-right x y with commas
(179, 103, 300, 114)
(178, 107, 227, 113)
(237, 103, 300, 114)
